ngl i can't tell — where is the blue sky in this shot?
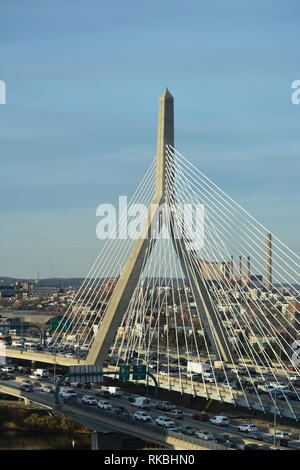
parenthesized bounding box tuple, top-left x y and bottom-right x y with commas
(0, 0, 299, 278)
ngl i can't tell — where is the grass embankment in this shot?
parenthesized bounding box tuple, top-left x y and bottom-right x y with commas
(0, 407, 90, 434)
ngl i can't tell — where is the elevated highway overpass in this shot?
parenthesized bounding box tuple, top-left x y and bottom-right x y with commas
(4, 347, 300, 421)
(0, 381, 226, 450)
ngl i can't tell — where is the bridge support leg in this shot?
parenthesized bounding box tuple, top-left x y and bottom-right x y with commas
(181, 393, 192, 407)
(23, 397, 30, 406)
(91, 432, 144, 450)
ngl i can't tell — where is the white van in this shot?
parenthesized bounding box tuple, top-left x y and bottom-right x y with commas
(12, 340, 24, 348)
(32, 369, 49, 378)
(108, 386, 123, 397)
(132, 397, 151, 409)
(209, 415, 229, 426)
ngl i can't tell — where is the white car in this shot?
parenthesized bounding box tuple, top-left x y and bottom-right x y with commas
(220, 382, 236, 390)
(97, 400, 112, 410)
(1, 366, 14, 373)
(269, 382, 289, 390)
(29, 374, 43, 380)
(274, 431, 290, 440)
(238, 423, 258, 433)
(195, 430, 214, 440)
(204, 376, 215, 383)
(82, 395, 98, 405)
(289, 375, 300, 382)
(21, 380, 34, 387)
(260, 384, 276, 393)
(41, 385, 54, 393)
(231, 367, 247, 375)
(167, 409, 184, 419)
(134, 411, 152, 422)
(155, 416, 176, 428)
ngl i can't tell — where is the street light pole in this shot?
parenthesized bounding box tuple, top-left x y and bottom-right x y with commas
(53, 352, 57, 381)
(273, 388, 277, 447)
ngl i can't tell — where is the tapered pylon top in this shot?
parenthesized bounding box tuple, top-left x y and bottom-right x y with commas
(160, 87, 173, 99)
(155, 88, 174, 199)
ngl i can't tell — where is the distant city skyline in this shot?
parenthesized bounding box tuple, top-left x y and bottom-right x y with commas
(1, 0, 300, 277)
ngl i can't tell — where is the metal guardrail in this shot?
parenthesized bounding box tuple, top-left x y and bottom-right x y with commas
(104, 367, 300, 420)
(61, 401, 230, 451)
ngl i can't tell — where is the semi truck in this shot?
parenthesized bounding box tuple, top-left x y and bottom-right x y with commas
(187, 361, 212, 375)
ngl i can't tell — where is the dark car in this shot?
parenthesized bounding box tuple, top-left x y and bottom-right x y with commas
(82, 382, 91, 389)
(0, 372, 10, 380)
(19, 385, 33, 392)
(214, 434, 231, 444)
(286, 391, 300, 402)
(177, 425, 196, 436)
(193, 412, 209, 421)
(269, 390, 285, 400)
(149, 353, 158, 360)
(18, 367, 30, 375)
(155, 401, 176, 411)
(192, 375, 205, 383)
(243, 443, 264, 450)
(226, 437, 244, 446)
(51, 375, 64, 383)
(223, 442, 241, 450)
(95, 389, 111, 399)
(247, 431, 264, 441)
(112, 406, 129, 415)
(264, 436, 289, 447)
(235, 380, 250, 391)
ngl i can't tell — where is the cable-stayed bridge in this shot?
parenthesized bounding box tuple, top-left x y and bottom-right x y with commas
(3, 90, 300, 421)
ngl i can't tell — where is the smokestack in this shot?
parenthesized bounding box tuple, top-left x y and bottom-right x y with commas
(266, 233, 272, 290)
(223, 261, 229, 280)
(230, 256, 234, 281)
(247, 256, 251, 284)
(238, 255, 242, 282)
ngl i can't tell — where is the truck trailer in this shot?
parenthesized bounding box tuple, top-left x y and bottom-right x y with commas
(187, 361, 212, 375)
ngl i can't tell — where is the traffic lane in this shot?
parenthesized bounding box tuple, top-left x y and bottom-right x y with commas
(74, 392, 267, 445)
(3, 376, 297, 446)
(56, 386, 285, 444)
(96, 394, 295, 447)
(0, 380, 292, 449)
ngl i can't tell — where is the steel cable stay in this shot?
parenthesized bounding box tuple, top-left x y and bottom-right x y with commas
(165, 148, 300, 339)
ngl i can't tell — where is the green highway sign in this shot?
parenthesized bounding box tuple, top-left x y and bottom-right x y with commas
(132, 364, 147, 380)
(119, 365, 131, 382)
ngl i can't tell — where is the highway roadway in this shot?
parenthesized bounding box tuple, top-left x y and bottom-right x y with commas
(0, 372, 297, 450)
(3, 342, 300, 420)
